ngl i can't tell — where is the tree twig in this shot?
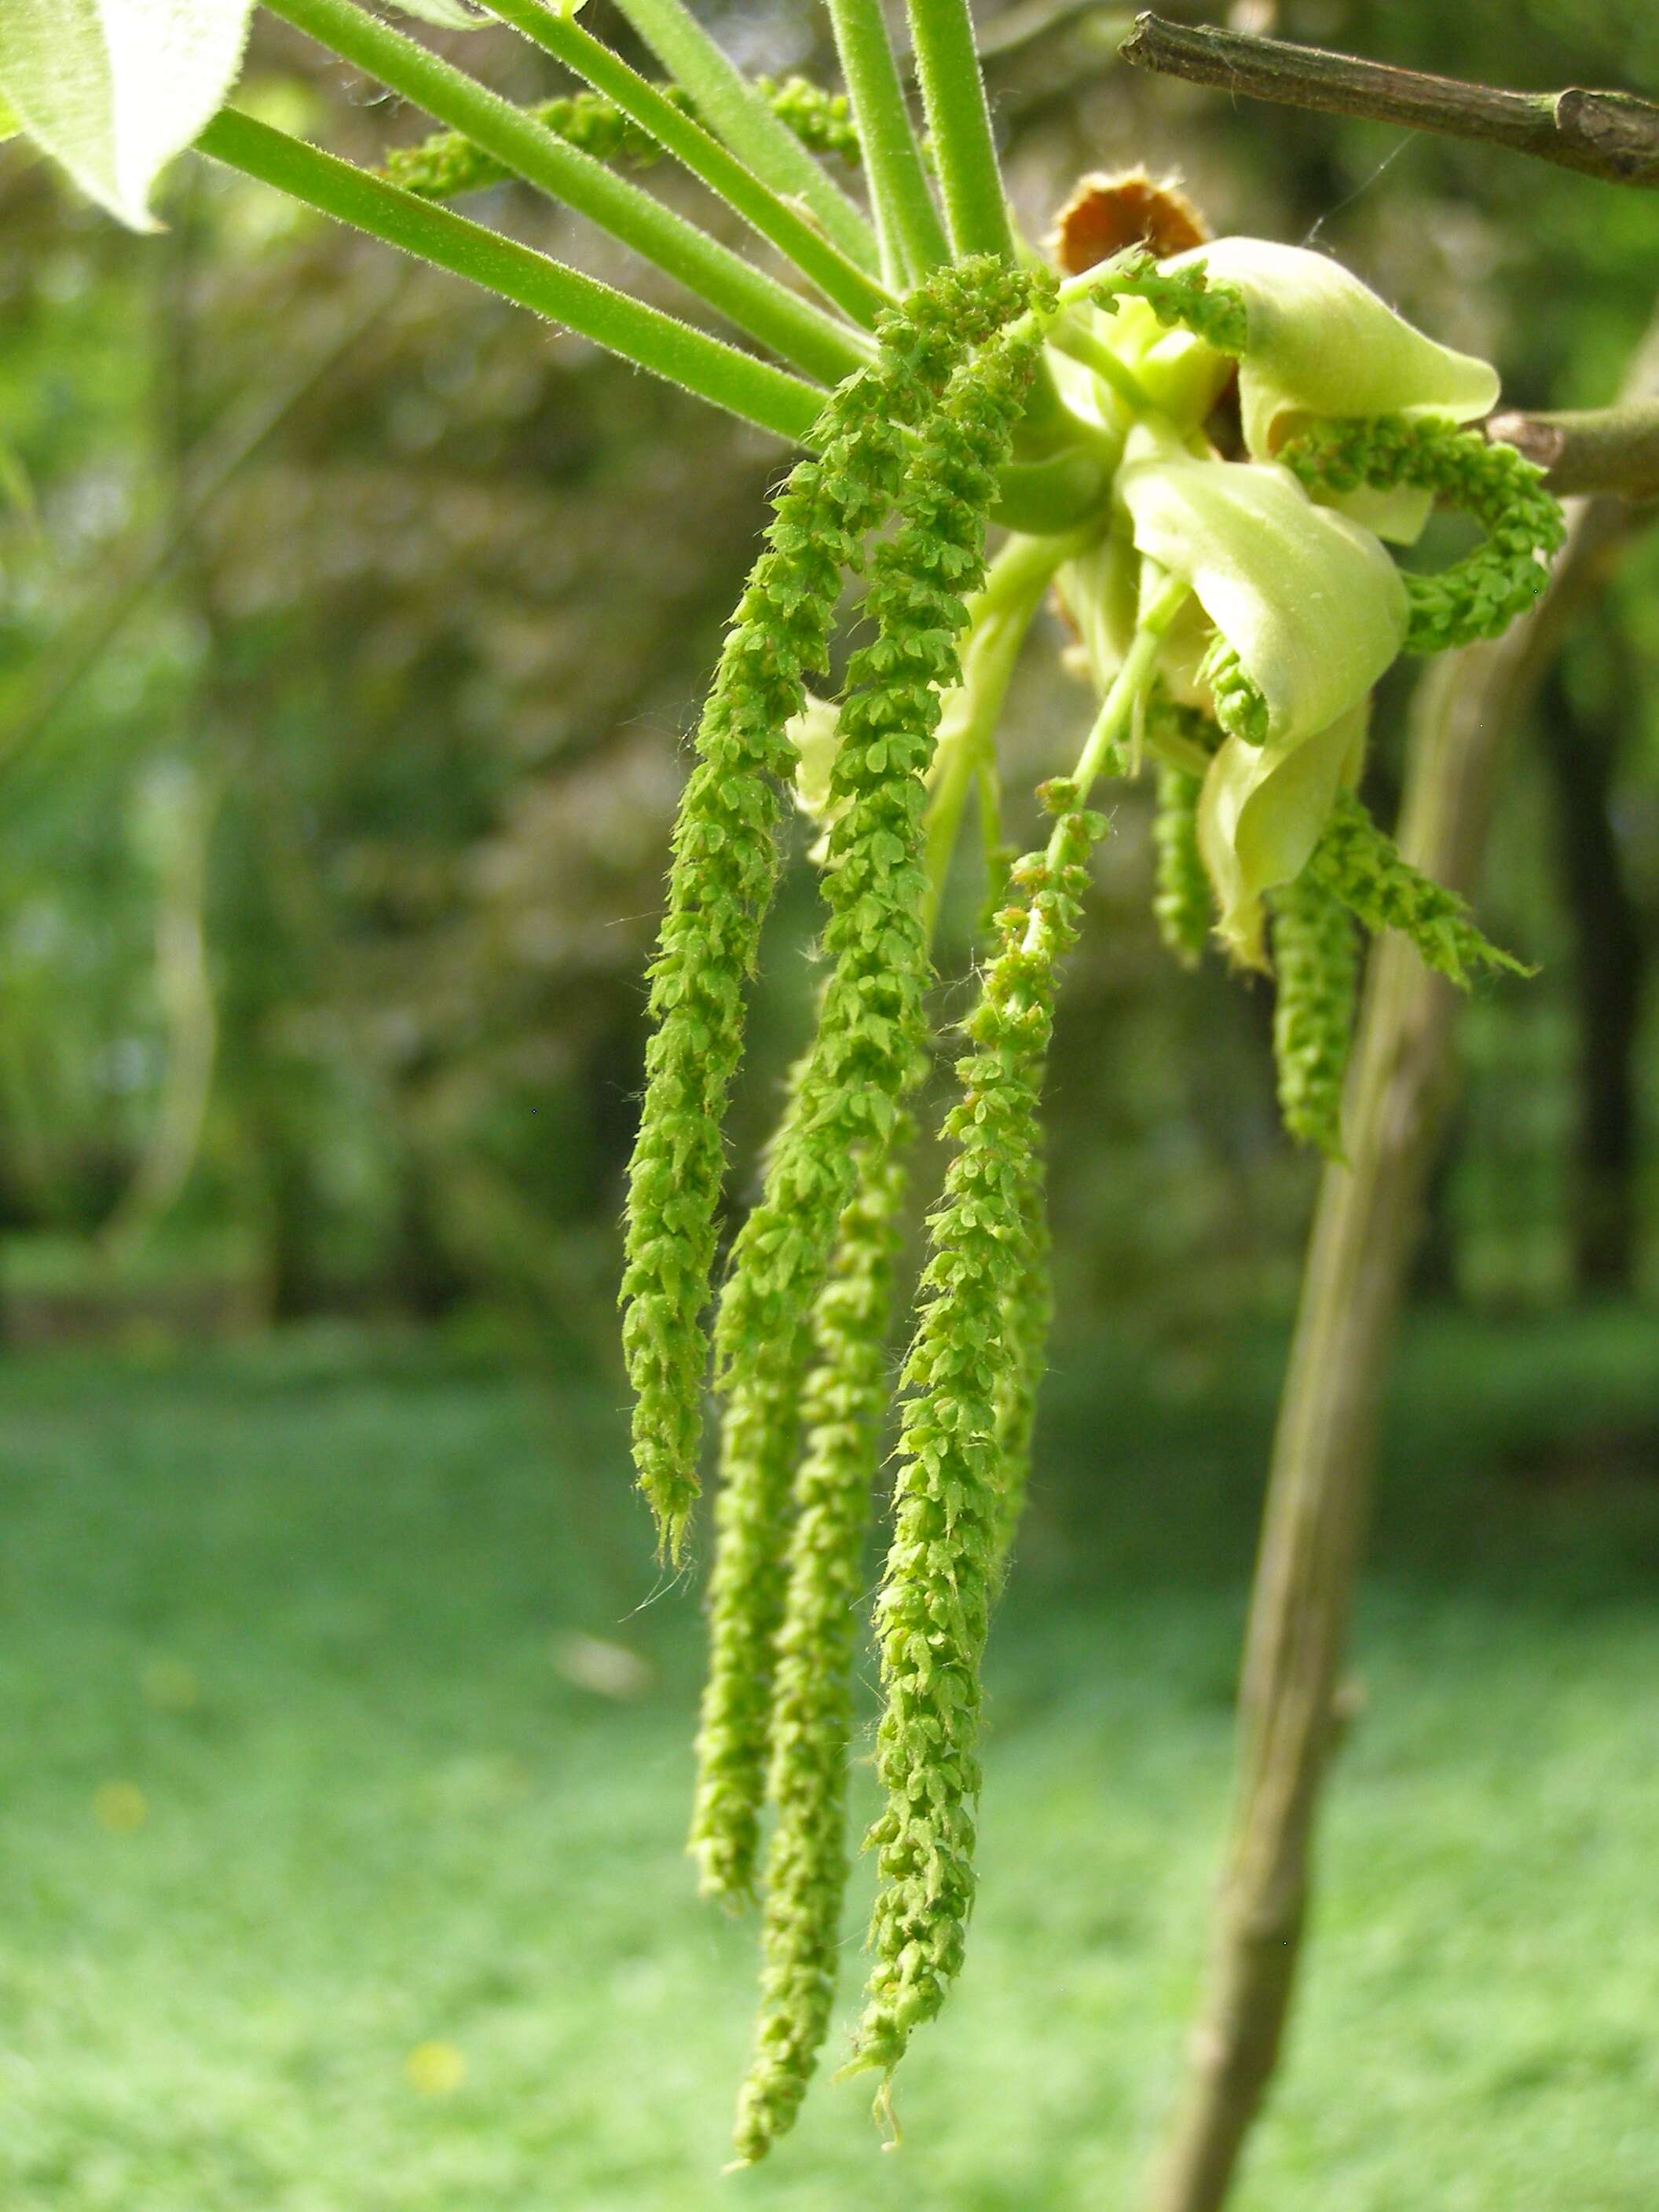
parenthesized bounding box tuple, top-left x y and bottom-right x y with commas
(1119, 12, 1659, 189)
(1143, 309, 1659, 2212)
(1486, 399, 1659, 500)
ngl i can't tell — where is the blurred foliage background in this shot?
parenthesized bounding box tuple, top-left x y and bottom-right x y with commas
(1, 0, 1657, 1361)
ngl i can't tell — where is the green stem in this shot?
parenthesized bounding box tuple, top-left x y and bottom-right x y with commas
(1047, 316, 1154, 418)
(262, 0, 869, 386)
(607, 0, 881, 272)
(824, 0, 949, 283)
(991, 446, 1111, 533)
(484, 0, 892, 331)
(906, 0, 1015, 260)
(196, 111, 825, 444)
(921, 529, 1089, 933)
(1068, 566, 1189, 797)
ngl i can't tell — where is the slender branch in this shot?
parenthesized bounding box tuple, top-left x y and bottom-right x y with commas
(1144, 311, 1659, 2212)
(906, 0, 1016, 257)
(262, 0, 869, 386)
(482, 0, 892, 331)
(606, 0, 881, 271)
(1486, 399, 1659, 499)
(195, 112, 826, 445)
(1120, 12, 1659, 189)
(826, 0, 950, 283)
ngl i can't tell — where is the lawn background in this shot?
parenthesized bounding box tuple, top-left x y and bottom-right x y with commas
(3, 1309, 1657, 2210)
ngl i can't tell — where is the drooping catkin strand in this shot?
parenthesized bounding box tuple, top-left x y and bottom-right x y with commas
(731, 1136, 911, 2164)
(1152, 761, 1209, 966)
(621, 266, 1025, 1562)
(688, 1322, 814, 1899)
(1306, 789, 1529, 986)
(1278, 416, 1566, 656)
(1270, 867, 1359, 1159)
(991, 1134, 1052, 1573)
(848, 793, 1104, 2082)
(713, 269, 1046, 1409)
(383, 75, 859, 200)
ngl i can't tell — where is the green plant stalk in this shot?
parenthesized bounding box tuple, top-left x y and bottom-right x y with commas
(905, 0, 1015, 260)
(607, 0, 880, 272)
(483, 0, 892, 331)
(921, 527, 1088, 936)
(824, 0, 950, 283)
(1070, 566, 1191, 796)
(262, 0, 869, 386)
(195, 111, 826, 443)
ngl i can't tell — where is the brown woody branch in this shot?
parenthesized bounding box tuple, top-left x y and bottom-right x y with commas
(1119, 12, 1659, 189)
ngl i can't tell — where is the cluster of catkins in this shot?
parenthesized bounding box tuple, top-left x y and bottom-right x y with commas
(614, 239, 1562, 2158)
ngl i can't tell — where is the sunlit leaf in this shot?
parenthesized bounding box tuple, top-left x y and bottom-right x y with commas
(0, 0, 256, 231)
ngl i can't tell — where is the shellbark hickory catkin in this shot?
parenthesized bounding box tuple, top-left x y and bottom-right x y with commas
(621, 263, 1033, 1562)
(850, 794, 1103, 2082)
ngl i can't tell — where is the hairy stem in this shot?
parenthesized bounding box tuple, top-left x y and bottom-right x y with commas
(484, 0, 892, 330)
(608, 0, 881, 269)
(263, 0, 869, 386)
(906, 0, 1016, 258)
(826, 0, 950, 282)
(195, 112, 826, 443)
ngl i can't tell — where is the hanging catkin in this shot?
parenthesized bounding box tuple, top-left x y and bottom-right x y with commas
(849, 786, 1103, 2082)
(620, 266, 1027, 1562)
(990, 1131, 1052, 1572)
(385, 75, 859, 200)
(712, 267, 1044, 1398)
(730, 1135, 910, 2163)
(1270, 867, 1359, 1159)
(1306, 790, 1528, 984)
(684, 266, 1043, 1895)
(1277, 415, 1566, 655)
(1151, 760, 1209, 966)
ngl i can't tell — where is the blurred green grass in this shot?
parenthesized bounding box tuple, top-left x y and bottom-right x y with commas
(2, 1309, 1657, 2210)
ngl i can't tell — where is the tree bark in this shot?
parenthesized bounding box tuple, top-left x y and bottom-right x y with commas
(1144, 481, 1644, 2212)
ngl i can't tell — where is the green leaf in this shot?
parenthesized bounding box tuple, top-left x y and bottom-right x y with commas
(1117, 434, 1408, 748)
(0, 89, 19, 140)
(0, 0, 256, 230)
(1198, 701, 1370, 969)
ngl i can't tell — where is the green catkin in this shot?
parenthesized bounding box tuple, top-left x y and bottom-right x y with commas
(689, 1320, 815, 1897)
(383, 75, 858, 200)
(681, 272, 1045, 1907)
(1278, 416, 1566, 655)
(849, 790, 1104, 2082)
(621, 269, 1018, 1562)
(990, 1134, 1052, 1572)
(1306, 789, 1529, 985)
(1092, 251, 1250, 357)
(1199, 635, 1269, 745)
(712, 270, 1045, 1393)
(1270, 868, 1359, 1159)
(731, 1136, 911, 2165)
(1151, 761, 1209, 966)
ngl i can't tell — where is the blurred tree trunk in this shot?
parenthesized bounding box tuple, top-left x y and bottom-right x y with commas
(1538, 644, 1647, 1293)
(1144, 475, 1647, 2212)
